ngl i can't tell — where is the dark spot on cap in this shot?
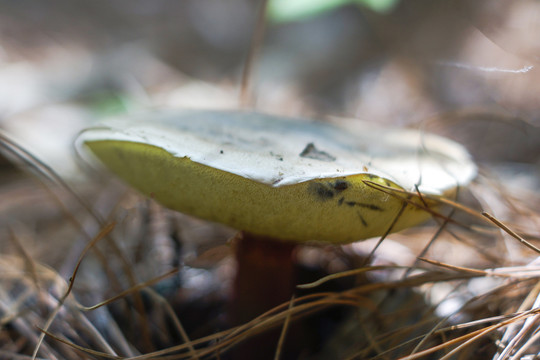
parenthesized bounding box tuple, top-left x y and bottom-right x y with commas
(299, 143, 336, 162)
(357, 211, 368, 227)
(362, 203, 383, 211)
(270, 151, 284, 161)
(333, 180, 349, 192)
(345, 200, 384, 211)
(272, 177, 284, 185)
(308, 182, 335, 200)
(220, 150, 224, 154)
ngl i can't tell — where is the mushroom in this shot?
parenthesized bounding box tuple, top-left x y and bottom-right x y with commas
(77, 109, 476, 353)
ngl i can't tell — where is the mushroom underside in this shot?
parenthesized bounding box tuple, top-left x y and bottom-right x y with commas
(86, 140, 437, 243)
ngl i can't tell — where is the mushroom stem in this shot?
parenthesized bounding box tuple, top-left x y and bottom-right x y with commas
(230, 231, 296, 355)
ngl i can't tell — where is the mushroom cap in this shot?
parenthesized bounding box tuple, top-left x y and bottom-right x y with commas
(78, 110, 476, 243)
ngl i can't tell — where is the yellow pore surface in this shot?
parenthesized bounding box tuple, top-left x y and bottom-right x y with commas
(86, 140, 433, 244)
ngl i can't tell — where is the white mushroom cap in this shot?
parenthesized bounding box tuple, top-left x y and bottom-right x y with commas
(79, 109, 475, 194)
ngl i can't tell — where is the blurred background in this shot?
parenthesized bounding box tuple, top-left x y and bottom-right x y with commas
(0, 0, 539, 358)
(1, 0, 539, 175)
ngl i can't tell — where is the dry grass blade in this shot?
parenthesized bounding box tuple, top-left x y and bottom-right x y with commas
(239, 0, 269, 108)
(405, 208, 454, 278)
(7, 228, 43, 305)
(76, 269, 179, 312)
(362, 202, 409, 267)
(362, 180, 492, 229)
(510, 329, 540, 359)
(297, 265, 413, 289)
(418, 258, 492, 276)
(31, 223, 115, 360)
(399, 309, 540, 360)
(35, 328, 122, 359)
(274, 294, 295, 360)
(495, 281, 540, 359)
(483, 212, 540, 254)
(0, 133, 159, 353)
(0, 131, 104, 224)
(140, 289, 198, 360)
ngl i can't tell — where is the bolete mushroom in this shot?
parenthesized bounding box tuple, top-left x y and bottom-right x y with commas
(77, 109, 476, 354)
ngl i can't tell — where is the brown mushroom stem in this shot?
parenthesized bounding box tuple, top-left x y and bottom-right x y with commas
(230, 231, 296, 356)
